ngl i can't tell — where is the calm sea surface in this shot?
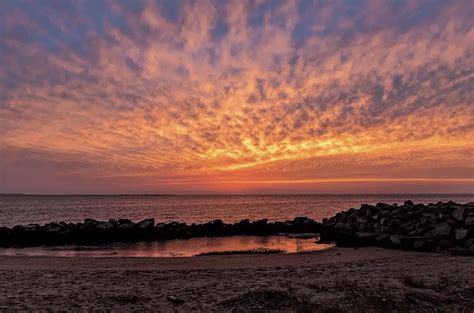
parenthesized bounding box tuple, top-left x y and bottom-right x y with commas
(1, 194, 473, 228)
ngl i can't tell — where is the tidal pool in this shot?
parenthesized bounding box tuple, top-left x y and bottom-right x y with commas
(0, 235, 333, 257)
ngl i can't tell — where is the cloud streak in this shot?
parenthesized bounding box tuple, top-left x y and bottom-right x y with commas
(0, 0, 473, 193)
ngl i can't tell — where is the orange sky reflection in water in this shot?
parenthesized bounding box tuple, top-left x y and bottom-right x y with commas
(0, 236, 334, 257)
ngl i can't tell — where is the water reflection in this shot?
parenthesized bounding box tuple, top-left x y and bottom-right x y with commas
(0, 236, 333, 257)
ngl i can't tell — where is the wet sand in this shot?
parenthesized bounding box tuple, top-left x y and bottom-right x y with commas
(0, 247, 473, 311)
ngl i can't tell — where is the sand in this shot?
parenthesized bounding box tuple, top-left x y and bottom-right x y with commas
(0, 247, 473, 311)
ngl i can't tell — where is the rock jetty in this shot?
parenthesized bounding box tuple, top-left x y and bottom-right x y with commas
(1, 201, 473, 256)
(319, 201, 474, 256)
(0, 217, 321, 247)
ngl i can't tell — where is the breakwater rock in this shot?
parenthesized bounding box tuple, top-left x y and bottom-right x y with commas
(0, 217, 321, 247)
(319, 201, 474, 255)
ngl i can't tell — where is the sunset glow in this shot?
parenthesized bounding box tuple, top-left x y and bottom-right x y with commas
(0, 0, 473, 194)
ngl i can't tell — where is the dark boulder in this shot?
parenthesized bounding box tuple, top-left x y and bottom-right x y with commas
(455, 228, 468, 241)
(81, 219, 99, 230)
(96, 222, 115, 231)
(355, 232, 376, 245)
(452, 207, 465, 222)
(137, 218, 155, 230)
(464, 239, 474, 249)
(412, 240, 435, 251)
(376, 203, 391, 209)
(0, 227, 11, 246)
(438, 239, 455, 250)
(318, 201, 474, 255)
(118, 221, 135, 230)
(465, 217, 474, 227)
(432, 223, 451, 238)
(249, 219, 269, 235)
(390, 235, 403, 246)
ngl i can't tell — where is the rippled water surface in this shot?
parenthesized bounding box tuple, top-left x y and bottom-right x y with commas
(1, 194, 473, 227)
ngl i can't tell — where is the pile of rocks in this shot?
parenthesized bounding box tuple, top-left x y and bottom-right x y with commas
(2, 201, 473, 255)
(319, 201, 474, 255)
(0, 216, 321, 247)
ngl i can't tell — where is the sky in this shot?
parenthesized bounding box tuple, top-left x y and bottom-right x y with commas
(0, 0, 473, 194)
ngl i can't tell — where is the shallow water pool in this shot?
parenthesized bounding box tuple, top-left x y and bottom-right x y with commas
(0, 235, 333, 257)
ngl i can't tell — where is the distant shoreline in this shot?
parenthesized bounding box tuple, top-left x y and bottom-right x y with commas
(2, 193, 474, 197)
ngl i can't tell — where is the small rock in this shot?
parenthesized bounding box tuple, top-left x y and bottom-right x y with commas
(356, 232, 376, 244)
(293, 216, 309, 223)
(137, 218, 155, 230)
(404, 200, 414, 206)
(390, 235, 403, 246)
(464, 239, 474, 249)
(167, 295, 184, 304)
(433, 223, 451, 237)
(96, 222, 114, 230)
(81, 219, 99, 230)
(455, 229, 468, 241)
(412, 240, 434, 251)
(452, 207, 465, 222)
(118, 222, 135, 230)
(15, 224, 40, 232)
(155, 222, 166, 229)
(375, 234, 390, 245)
(45, 226, 62, 233)
(465, 217, 474, 227)
(438, 239, 455, 250)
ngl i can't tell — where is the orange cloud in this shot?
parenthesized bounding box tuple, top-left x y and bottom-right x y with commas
(0, 0, 473, 194)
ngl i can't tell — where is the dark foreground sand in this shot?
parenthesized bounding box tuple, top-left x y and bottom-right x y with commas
(0, 247, 473, 311)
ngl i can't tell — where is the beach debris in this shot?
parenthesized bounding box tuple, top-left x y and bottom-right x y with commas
(167, 295, 184, 304)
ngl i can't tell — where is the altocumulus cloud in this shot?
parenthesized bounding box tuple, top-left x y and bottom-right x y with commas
(0, 0, 473, 194)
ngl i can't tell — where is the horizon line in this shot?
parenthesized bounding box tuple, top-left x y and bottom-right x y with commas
(1, 192, 474, 197)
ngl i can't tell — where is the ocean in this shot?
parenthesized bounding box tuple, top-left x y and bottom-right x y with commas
(1, 194, 473, 228)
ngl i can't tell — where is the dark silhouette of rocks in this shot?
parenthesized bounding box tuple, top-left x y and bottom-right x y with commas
(1, 201, 473, 256)
(319, 201, 474, 255)
(0, 216, 321, 247)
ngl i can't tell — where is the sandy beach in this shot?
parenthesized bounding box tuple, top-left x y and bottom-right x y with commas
(2, 0, 473, 310)
(0, 247, 472, 311)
